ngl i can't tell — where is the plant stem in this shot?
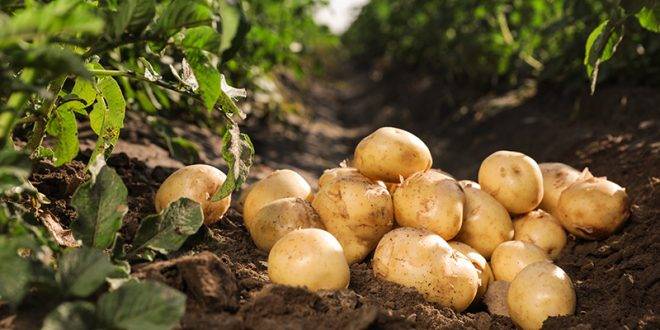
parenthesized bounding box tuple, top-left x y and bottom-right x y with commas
(25, 76, 67, 153)
(89, 69, 202, 104)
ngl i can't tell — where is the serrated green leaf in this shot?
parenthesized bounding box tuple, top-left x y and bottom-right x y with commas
(71, 78, 97, 106)
(180, 26, 222, 52)
(185, 49, 221, 111)
(42, 301, 97, 330)
(155, 0, 214, 36)
(637, 5, 660, 32)
(212, 124, 253, 201)
(89, 76, 126, 160)
(46, 101, 81, 167)
(96, 281, 186, 330)
(56, 248, 119, 298)
(71, 165, 128, 249)
(111, 0, 156, 39)
(130, 198, 203, 256)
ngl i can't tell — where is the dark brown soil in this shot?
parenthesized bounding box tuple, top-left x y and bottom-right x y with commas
(3, 69, 659, 329)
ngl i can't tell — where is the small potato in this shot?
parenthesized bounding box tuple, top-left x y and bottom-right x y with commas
(507, 262, 575, 330)
(539, 163, 581, 216)
(455, 186, 513, 259)
(483, 281, 510, 317)
(373, 228, 479, 312)
(557, 173, 629, 240)
(478, 151, 543, 214)
(458, 180, 481, 189)
(393, 170, 465, 240)
(490, 241, 550, 282)
(449, 241, 493, 300)
(354, 127, 432, 182)
(243, 169, 312, 226)
(312, 172, 394, 264)
(513, 210, 566, 259)
(247, 198, 325, 251)
(155, 164, 230, 225)
(268, 228, 350, 291)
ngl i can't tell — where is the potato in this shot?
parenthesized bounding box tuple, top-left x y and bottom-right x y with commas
(478, 151, 543, 214)
(490, 240, 550, 282)
(312, 172, 394, 264)
(247, 197, 325, 251)
(155, 164, 230, 225)
(373, 228, 479, 312)
(268, 228, 350, 291)
(243, 169, 312, 226)
(354, 127, 432, 182)
(556, 172, 629, 240)
(483, 281, 510, 317)
(455, 186, 513, 258)
(448, 241, 493, 300)
(318, 167, 362, 188)
(393, 170, 464, 240)
(458, 180, 481, 189)
(539, 163, 581, 216)
(507, 262, 576, 330)
(513, 210, 566, 259)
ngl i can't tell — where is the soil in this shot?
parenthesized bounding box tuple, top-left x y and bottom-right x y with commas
(2, 68, 659, 329)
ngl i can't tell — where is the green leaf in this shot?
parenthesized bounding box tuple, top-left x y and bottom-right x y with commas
(96, 281, 186, 330)
(185, 49, 221, 111)
(111, 0, 156, 39)
(212, 124, 253, 201)
(89, 76, 126, 160)
(42, 301, 97, 330)
(46, 102, 82, 166)
(130, 198, 203, 256)
(56, 248, 119, 298)
(180, 26, 222, 52)
(155, 0, 214, 36)
(71, 165, 128, 249)
(584, 20, 624, 93)
(7, 45, 92, 80)
(218, 0, 249, 61)
(0, 148, 31, 194)
(71, 78, 97, 106)
(168, 137, 201, 165)
(637, 5, 660, 32)
(0, 235, 35, 305)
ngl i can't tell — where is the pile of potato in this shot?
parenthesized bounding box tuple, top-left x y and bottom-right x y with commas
(155, 127, 630, 330)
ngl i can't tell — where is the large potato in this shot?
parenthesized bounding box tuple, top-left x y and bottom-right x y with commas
(243, 169, 312, 226)
(155, 164, 230, 225)
(312, 172, 394, 264)
(247, 197, 324, 251)
(507, 262, 576, 330)
(513, 210, 567, 259)
(354, 127, 432, 182)
(455, 186, 513, 259)
(373, 228, 479, 312)
(556, 173, 629, 240)
(268, 228, 350, 291)
(490, 240, 550, 282)
(478, 151, 543, 214)
(539, 163, 581, 216)
(393, 170, 464, 240)
(449, 241, 493, 301)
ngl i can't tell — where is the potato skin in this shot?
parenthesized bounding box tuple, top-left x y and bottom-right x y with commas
(312, 172, 394, 264)
(155, 164, 230, 225)
(490, 240, 549, 282)
(556, 175, 629, 240)
(268, 228, 350, 291)
(248, 198, 324, 251)
(478, 151, 543, 214)
(507, 262, 575, 330)
(243, 169, 312, 226)
(458, 180, 481, 189)
(373, 228, 479, 312)
(513, 210, 567, 259)
(354, 127, 432, 182)
(455, 186, 513, 259)
(318, 167, 362, 188)
(393, 170, 465, 240)
(539, 163, 580, 216)
(449, 241, 493, 301)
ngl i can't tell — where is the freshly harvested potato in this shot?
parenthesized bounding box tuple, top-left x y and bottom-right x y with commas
(458, 180, 481, 189)
(373, 228, 479, 312)
(312, 172, 394, 264)
(318, 167, 362, 187)
(155, 164, 230, 225)
(449, 241, 493, 300)
(539, 163, 581, 216)
(354, 127, 432, 182)
(243, 169, 312, 226)
(247, 197, 325, 251)
(490, 241, 550, 282)
(478, 151, 543, 214)
(513, 210, 567, 259)
(556, 172, 629, 240)
(268, 228, 350, 291)
(455, 186, 513, 258)
(483, 281, 510, 317)
(507, 262, 576, 330)
(393, 170, 465, 240)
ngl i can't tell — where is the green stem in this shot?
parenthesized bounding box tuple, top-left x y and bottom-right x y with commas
(25, 76, 67, 153)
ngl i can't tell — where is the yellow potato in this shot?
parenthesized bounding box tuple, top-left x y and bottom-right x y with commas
(354, 127, 432, 182)
(318, 167, 362, 188)
(448, 241, 493, 301)
(513, 210, 567, 259)
(155, 164, 230, 225)
(490, 240, 550, 282)
(243, 169, 312, 226)
(478, 151, 543, 214)
(455, 186, 513, 259)
(247, 197, 325, 251)
(268, 228, 350, 291)
(458, 180, 481, 189)
(312, 172, 394, 264)
(507, 262, 576, 330)
(539, 163, 581, 216)
(373, 228, 479, 312)
(393, 170, 465, 240)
